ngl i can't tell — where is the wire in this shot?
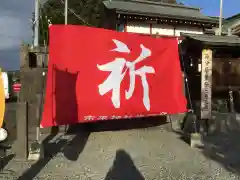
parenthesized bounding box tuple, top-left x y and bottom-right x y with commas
(39, 4, 50, 45)
(59, 0, 93, 26)
(33, 0, 94, 45)
(42, 0, 93, 26)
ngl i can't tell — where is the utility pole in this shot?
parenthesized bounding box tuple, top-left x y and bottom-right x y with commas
(34, 0, 39, 47)
(219, 0, 223, 35)
(65, 0, 68, 25)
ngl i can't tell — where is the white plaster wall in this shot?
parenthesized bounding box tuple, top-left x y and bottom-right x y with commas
(126, 22, 203, 35)
(175, 27, 203, 36)
(152, 24, 174, 35)
(126, 22, 150, 34)
(175, 27, 203, 44)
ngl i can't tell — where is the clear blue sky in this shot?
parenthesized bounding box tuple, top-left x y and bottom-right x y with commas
(178, 0, 239, 18)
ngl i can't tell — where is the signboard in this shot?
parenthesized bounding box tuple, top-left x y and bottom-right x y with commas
(201, 49, 212, 119)
(40, 25, 187, 128)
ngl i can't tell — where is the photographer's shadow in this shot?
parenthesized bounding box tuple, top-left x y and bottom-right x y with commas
(104, 150, 145, 180)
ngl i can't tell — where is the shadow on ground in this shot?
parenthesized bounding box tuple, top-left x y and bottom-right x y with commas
(85, 116, 168, 132)
(0, 154, 15, 170)
(169, 110, 240, 175)
(0, 154, 16, 178)
(199, 113, 240, 175)
(16, 116, 167, 180)
(201, 131, 240, 175)
(104, 149, 145, 180)
(17, 125, 90, 180)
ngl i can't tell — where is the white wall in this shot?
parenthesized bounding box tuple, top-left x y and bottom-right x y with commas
(125, 22, 203, 37)
(175, 27, 203, 36)
(152, 24, 174, 36)
(126, 22, 151, 34)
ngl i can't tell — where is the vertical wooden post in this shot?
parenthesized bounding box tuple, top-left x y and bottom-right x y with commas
(16, 101, 28, 159)
(201, 49, 213, 120)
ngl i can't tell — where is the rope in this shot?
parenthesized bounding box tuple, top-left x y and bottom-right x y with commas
(180, 55, 197, 133)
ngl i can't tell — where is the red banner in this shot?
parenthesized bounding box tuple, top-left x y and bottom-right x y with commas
(40, 25, 187, 127)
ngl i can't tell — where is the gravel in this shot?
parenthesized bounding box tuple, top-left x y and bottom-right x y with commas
(1, 126, 240, 180)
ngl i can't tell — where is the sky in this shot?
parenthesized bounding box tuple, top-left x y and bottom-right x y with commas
(0, 0, 239, 71)
(0, 0, 34, 70)
(178, 0, 240, 17)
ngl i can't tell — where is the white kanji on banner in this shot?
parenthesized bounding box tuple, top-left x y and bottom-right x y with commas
(97, 39, 155, 111)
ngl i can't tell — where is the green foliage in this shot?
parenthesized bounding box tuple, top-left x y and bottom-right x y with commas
(34, 0, 103, 46)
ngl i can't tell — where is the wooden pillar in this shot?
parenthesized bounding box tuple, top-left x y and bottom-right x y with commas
(200, 49, 213, 120)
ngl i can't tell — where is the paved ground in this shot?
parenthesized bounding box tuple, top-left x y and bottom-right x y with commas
(0, 121, 240, 180)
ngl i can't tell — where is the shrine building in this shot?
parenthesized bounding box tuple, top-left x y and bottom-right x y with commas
(222, 13, 240, 36)
(101, 0, 218, 39)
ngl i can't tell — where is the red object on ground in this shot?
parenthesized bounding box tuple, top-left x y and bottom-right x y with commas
(40, 25, 187, 128)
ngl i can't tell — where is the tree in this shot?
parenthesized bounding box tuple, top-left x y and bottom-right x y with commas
(35, 0, 180, 46)
(34, 0, 103, 46)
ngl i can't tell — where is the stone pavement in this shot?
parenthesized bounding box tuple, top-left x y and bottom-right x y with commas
(1, 124, 240, 180)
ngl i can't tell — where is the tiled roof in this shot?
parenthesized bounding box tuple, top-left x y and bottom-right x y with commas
(103, 0, 218, 24)
(181, 33, 240, 46)
(232, 24, 240, 35)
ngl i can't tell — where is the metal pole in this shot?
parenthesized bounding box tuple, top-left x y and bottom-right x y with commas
(64, 0, 68, 132)
(34, 0, 39, 46)
(219, 0, 223, 35)
(64, 0, 68, 25)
